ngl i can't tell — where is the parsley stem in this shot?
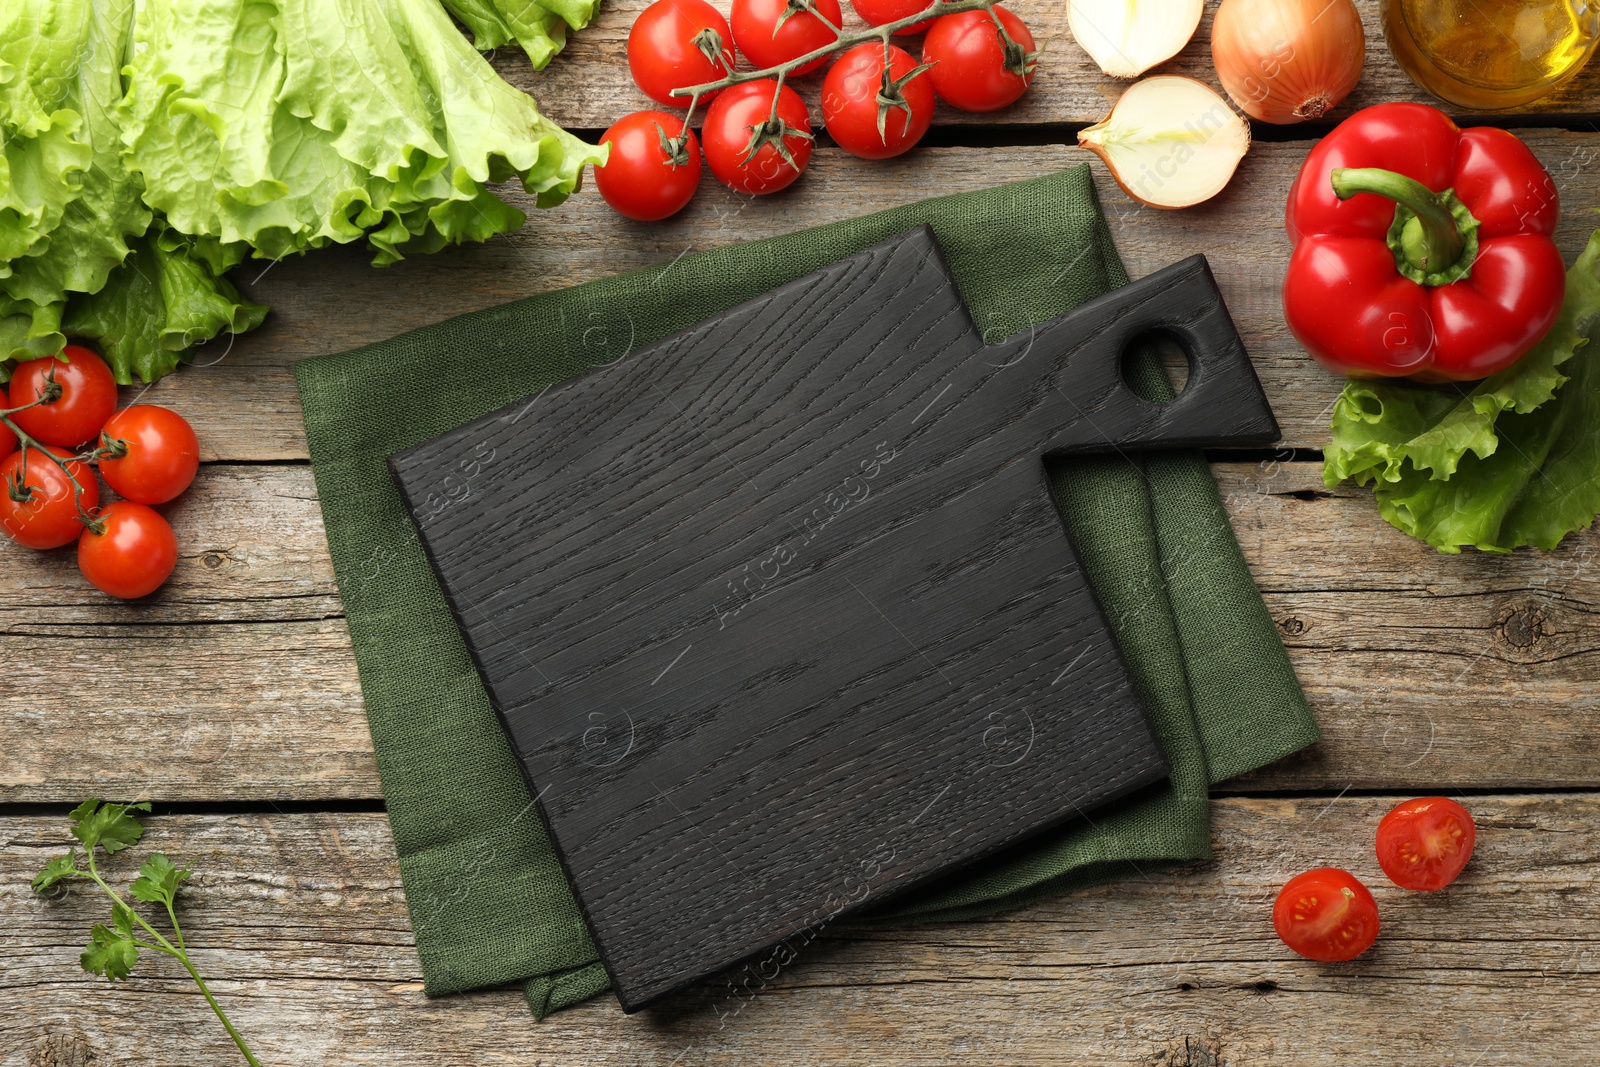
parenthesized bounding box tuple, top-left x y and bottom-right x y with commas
(83, 847, 260, 1066)
(174, 951, 263, 1067)
(165, 899, 187, 953)
(84, 850, 179, 956)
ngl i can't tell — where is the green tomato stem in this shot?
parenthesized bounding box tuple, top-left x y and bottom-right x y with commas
(803, 0, 843, 36)
(669, 0, 999, 99)
(0, 397, 46, 418)
(0, 409, 102, 531)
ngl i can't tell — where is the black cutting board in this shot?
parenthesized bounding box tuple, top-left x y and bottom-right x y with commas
(390, 226, 1278, 1011)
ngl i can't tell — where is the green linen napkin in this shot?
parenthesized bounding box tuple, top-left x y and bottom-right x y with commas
(295, 164, 1319, 1017)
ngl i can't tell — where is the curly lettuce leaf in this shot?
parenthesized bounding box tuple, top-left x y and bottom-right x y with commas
(0, 0, 180, 383)
(5, 0, 598, 384)
(1324, 229, 1600, 553)
(0, 294, 66, 373)
(0, 2, 97, 268)
(0, 112, 91, 270)
(62, 224, 267, 384)
(118, 0, 375, 262)
(2, 0, 151, 308)
(122, 0, 603, 266)
(441, 0, 599, 70)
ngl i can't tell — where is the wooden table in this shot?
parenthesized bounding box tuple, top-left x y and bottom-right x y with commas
(6, 2, 1600, 1063)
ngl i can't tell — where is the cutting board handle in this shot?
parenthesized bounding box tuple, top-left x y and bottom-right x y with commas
(994, 254, 1281, 456)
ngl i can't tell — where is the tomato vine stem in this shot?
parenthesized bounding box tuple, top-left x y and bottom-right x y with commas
(0, 369, 103, 532)
(665, 0, 998, 99)
(985, 3, 1035, 78)
(663, 0, 1013, 162)
(669, 0, 1004, 104)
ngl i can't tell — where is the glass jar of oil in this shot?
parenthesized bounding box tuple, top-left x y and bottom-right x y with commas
(1382, 0, 1600, 109)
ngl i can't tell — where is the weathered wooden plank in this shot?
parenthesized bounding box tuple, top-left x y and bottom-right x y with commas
(2, 462, 1595, 801)
(0, 465, 340, 622)
(5, 795, 1598, 1065)
(162, 132, 1600, 460)
(500, 0, 1600, 130)
(0, 617, 373, 802)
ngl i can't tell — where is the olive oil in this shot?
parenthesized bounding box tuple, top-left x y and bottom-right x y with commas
(1383, 0, 1599, 109)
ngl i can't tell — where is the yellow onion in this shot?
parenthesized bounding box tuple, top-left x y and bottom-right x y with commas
(1211, 0, 1365, 123)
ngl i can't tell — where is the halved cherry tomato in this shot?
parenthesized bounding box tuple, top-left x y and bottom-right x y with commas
(98, 404, 201, 505)
(822, 43, 934, 160)
(7, 345, 118, 447)
(596, 111, 703, 221)
(1273, 867, 1380, 962)
(78, 500, 178, 599)
(0, 445, 99, 549)
(922, 5, 1036, 113)
(731, 0, 843, 75)
(1376, 797, 1476, 891)
(702, 80, 814, 195)
(628, 0, 736, 108)
(851, 0, 933, 34)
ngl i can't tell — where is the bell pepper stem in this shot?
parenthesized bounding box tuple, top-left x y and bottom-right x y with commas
(1329, 166, 1471, 279)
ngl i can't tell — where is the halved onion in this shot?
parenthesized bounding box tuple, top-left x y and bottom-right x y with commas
(1077, 76, 1251, 210)
(1067, 0, 1204, 79)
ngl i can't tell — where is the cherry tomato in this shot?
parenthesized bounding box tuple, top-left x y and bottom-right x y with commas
(1376, 797, 1476, 891)
(0, 445, 99, 549)
(702, 80, 813, 195)
(0, 413, 16, 458)
(595, 111, 703, 222)
(731, 0, 843, 75)
(78, 500, 178, 599)
(7, 345, 118, 448)
(98, 404, 201, 505)
(628, 0, 736, 108)
(850, 0, 932, 34)
(922, 5, 1036, 113)
(1273, 867, 1380, 963)
(822, 43, 934, 160)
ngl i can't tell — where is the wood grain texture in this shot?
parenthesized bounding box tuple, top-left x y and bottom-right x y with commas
(3, 6, 1595, 1056)
(5, 794, 1598, 1065)
(497, 0, 1600, 130)
(156, 133, 1600, 460)
(393, 233, 1279, 1008)
(2, 461, 1594, 805)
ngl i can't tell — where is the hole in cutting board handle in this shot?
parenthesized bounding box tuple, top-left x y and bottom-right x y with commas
(1119, 328, 1192, 403)
(1038, 254, 1280, 456)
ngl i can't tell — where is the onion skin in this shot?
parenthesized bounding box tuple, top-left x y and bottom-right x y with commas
(1212, 0, 1365, 124)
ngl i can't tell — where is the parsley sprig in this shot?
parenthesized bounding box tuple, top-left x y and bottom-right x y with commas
(31, 799, 262, 1066)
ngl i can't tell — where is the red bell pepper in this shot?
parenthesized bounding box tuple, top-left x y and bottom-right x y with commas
(1284, 102, 1565, 382)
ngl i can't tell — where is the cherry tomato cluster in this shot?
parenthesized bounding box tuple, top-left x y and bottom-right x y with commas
(1, 345, 199, 599)
(596, 0, 1038, 220)
(1273, 796, 1477, 963)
